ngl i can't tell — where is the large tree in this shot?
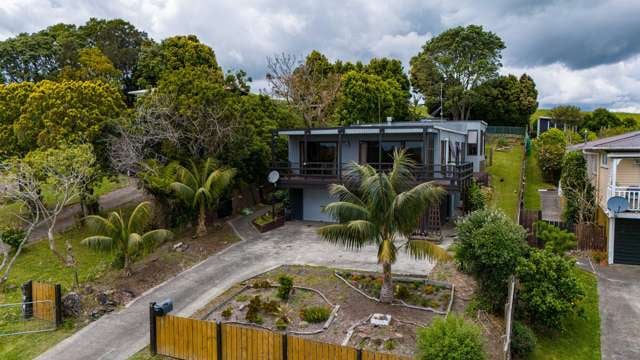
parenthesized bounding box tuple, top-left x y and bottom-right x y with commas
(58, 47, 122, 84)
(0, 82, 34, 159)
(471, 74, 538, 126)
(582, 108, 622, 132)
(549, 105, 583, 127)
(318, 150, 448, 303)
(335, 71, 408, 125)
(135, 35, 223, 88)
(0, 30, 61, 83)
(410, 25, 505, 120)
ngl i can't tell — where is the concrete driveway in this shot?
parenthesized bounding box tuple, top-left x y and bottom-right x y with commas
(597, 265, 640, 360)
(37, 213, 437, 360)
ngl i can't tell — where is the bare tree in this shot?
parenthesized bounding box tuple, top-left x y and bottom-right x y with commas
(110, 92, 237, 173)
(266, 53, 341, 127)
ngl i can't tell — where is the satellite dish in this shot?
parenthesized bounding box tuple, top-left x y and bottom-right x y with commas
(267, 170, 280, 184)
(607, 196, 629, 214)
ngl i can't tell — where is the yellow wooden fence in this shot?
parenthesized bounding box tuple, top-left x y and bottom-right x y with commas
(153, 313, 413, 360)
(32, 282, 56, 322)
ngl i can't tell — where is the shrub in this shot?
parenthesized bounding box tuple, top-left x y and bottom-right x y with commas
(277, 275, 293, 301)
(300, 306, 331, 323)
(537, 128, 566, 182)
(262, 299, 281, 315)
(561, 151, 595, 225)
(252, 279, 272, 289)
(496, 136, 509, 148)
(455, 209, 527, 311)
(0, 226, 26, 251)
(467, 180, 486, 212)
(384, 339, 396, 351)
(246, 296, 263, 323)
(534, 221, 576, 255)
(516, 249, 585, 330)
(395, 284, 411, 300)
(221, 307, 233, 319)
(511, 321, 537, 359)
(416, 315, 486, 360)
(275, 318, 288, 330)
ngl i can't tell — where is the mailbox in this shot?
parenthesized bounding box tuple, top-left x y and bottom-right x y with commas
(153, 299, 173, 316)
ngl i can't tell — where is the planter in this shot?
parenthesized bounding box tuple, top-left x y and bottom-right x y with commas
(252, 216, 285, 233)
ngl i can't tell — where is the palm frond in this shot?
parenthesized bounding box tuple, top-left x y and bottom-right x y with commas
(327, 184, 365, 206)
(127, 233, 144, 251)
(393, 182, 445, 236)
(176, 163, 199, 190)
(170, 182, 196, 204)
(322, 201, 369, 222)
(81, 235, 114, 251)
(84, 215, 117, 237)
(404, 239, 450, 262)
(128, 201, 152, 234)
(377, 238, 397, 264)
(317, 220, 378, 250)
(388, 148, 416, 192)
(206, 168, 236, 200)
(342, 161, 376, 186)
(141, 229, 173, 246)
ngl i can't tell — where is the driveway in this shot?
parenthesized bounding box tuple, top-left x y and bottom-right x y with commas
(37, 213, 437, 360)
(597, 265, 640, 359)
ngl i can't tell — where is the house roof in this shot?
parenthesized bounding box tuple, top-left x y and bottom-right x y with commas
(569, 131, 640, 151)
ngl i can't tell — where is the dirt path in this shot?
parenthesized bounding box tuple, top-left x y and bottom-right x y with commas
(27, 180, 147, 242)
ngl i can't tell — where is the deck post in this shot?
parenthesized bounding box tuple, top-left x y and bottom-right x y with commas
(378, 128, 383, 171)
(303, 129, 309, 177)
(338, 128, 343, 181)
(271, 130, 277, 169)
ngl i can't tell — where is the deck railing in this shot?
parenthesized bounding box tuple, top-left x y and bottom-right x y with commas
(608, 185, 640, 211)
(272, 161, 473, 186)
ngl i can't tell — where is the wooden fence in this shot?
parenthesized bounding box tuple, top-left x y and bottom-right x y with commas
(576, 223, 607, 251)
(150, 305, 411, 360)
(21, 281, 62, 326)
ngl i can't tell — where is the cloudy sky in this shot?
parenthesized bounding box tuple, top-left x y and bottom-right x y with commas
(2, 0, 640, 111)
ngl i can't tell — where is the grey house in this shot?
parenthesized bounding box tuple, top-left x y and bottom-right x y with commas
(271, 119, 487, 223)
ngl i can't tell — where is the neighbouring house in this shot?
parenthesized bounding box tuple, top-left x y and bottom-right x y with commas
(536, 116, 578, 137)
(569, 131, 640, 265)
(271, 119, 487, 225)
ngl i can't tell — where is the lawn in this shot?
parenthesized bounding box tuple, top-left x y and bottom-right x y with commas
(485, 137, 524, 219)
(523, 143, 554, 210)
(532, 269, 601, 360)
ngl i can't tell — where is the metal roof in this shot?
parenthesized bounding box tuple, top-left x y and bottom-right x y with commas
(277, 119, 486, 137)
(569, 131, 640, 151)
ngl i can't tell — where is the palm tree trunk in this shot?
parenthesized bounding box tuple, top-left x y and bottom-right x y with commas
(379, 262, 394, 303)
(123, 255, 132, 277)
(196, 203, 207, 237)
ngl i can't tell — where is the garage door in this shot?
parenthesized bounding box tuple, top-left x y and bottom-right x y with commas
(614, 219, 640, 265)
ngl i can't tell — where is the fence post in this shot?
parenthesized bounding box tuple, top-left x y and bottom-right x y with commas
(216, 321, 223, 360)
(149, 302, 157, 355)
(282, 332, 288, 360)
(21, 280, 33, 319)
(356, 348, 362, 360)
(54, 284, 63, 327)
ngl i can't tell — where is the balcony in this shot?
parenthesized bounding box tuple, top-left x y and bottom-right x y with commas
(272, 161, 474, 189)
(608, 185, 640, 212)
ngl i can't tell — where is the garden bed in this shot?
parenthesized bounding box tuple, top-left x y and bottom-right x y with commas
(252, 213, 285, 233)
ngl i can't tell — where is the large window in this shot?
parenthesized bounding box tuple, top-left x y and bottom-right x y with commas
(300, 141, 337, 175)
(467, 130, 478, 156)
(359, 141, 423, 164)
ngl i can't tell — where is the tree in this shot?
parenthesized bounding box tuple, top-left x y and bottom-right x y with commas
(582, 108, 622, 132)
(135, 35, 223, 88)
(266, 52, 341, 127)
(417, 315, 486, 360)
(549, 105, 583, 127)
(79, 18, 150, 92)
(0, 30, 61, 83)
(171, 159, 236, 237)
(471, 74, 538, 126)
(0, 82, 34, 159)
(13, 80, 125, 152)
(317, 150, 448, 303)
(410, 25, 505, 120)
(82, 201, 172, 276)
(537, 128, 567, 182)
(455, 209, 527, 311)
(335, 71, 407, 125)
(561, 151, 596, 225)
(59, 47, 122, 85)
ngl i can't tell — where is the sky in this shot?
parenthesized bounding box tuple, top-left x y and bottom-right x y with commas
(2, 0, 640, 111)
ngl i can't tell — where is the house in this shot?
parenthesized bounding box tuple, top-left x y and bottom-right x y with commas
(536, 116, 578, 137)
(271, 119, 487, 223)
(569, 131, 640, 265)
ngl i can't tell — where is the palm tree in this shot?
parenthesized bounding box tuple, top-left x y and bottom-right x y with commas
(318, 149, 449, 303)
(170, 158, 235, 237)
(81, 201, 172, 276)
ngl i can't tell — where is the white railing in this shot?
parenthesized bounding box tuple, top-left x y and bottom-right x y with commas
(608, 186, 640, 211)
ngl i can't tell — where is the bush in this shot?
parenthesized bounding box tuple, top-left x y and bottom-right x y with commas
(516, 249, 585, 330)
(537, 128, 566, 182)
(467, 180, 486, 212)
(300, 306, 331, 323)
(534, 221, 576, 255)
(455, 209, 527, 311)
(561, 151, 595, 225)
(246, 296, 263, 323)
(0, 226, 26, 251)
(277, 275, 293, 300)
(221, 307, 233, 319)
(252, 279, 272, 289)
(395, 284, 411, 300)
(511, 321, 537, 358)
(416, 315, 486, 360)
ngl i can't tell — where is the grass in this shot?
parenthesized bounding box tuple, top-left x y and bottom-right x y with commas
(532, 269, 601, 360)
(485, 137, 524, 219)
(0, 175, 128, 227)
(523, 143, 554, 210)
(0, 226, 114, 359)
(530, 108, 640, 127)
